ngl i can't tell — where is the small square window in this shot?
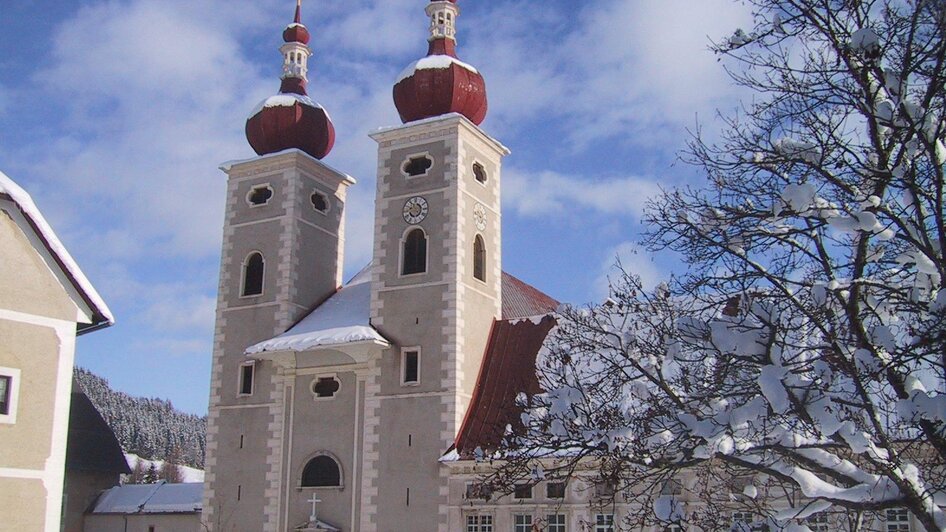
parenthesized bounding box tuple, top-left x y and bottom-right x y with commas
(594, 481, 615, 499)
(0, 375, 10, 416)
(513, 483, 533, 500)
(546, 482, 566, 499)
(402, 349, 420, 385)
(239, 362, 255, 396)
(465, 482, 492, 500)
(0, 368, 20, 424)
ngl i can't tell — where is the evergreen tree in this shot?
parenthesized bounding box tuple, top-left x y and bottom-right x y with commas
(143, 462, 160, 484)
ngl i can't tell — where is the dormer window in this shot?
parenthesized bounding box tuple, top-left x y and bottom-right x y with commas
(247, 185, 274, 206)
(402, 154, 433, 177)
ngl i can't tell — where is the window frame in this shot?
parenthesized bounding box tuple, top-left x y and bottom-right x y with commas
(465, 482, 492, 501)
(513, 483, 533, 500)
(400, 227, 429, 277)
(545, 513, 566, 532)
(401, 347, 421, 386)
(594, 514, 614, 532)
(240, 251, 266, 298)
(245, 183, 274, 207)
(400, 152, 434, 179)
(237, 361, 256, 397)
(546, 481, 567, 499)
(310, 189, 330, 215)
(465, 514, 493, 532)
(310, 374, 341, 400)
(473, 234, 486, 282)
(300, 453, 344, 489)
(886, 508, 912, 532)
(0, 367, 20, 424)
(513, 514, 533, 532)
(472, 161, 488, 185)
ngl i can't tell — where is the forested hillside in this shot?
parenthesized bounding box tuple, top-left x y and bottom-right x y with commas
(74, 367, 206, 468)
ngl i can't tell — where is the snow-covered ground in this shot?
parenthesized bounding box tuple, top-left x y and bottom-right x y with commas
(125, 452, 204, 483)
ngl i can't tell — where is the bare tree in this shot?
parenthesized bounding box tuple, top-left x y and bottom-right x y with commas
(493, 1, 946, 530)
(161, 446, 185, 484)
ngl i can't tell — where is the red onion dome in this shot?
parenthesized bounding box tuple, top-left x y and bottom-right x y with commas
(245, 93, 335, 160)
(283, 23, 310, 44)
(283, 1, 310, 43)
(393, 41, 487, 125)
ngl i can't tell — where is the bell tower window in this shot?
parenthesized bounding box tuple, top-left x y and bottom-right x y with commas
(242, 252, 265, 296)
(472, 162, 487, 184)
(473, 235, 486, 282)
(402, 155, 433, 177)
(311, 191, 329, 213)
(247, 185, 273, 206)
(402, 229, 428, 275)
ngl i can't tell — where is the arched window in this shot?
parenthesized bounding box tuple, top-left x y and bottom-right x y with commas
(242, 252, 264, 296)
(301, 455, 341, 487)
(402, 229, 427, 275)
(473, 235, 486, 282)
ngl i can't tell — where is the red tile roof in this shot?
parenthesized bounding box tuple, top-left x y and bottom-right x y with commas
(501, 272, 559, 319)
(453, 315, 557, 456)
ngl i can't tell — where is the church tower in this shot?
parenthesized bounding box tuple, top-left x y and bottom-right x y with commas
(203, 3, 354, 530)
(362, 1, 509, 529)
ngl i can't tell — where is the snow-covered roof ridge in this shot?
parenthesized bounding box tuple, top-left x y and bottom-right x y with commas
(246, 265, 388, 354)
(0, 170, 114, 332)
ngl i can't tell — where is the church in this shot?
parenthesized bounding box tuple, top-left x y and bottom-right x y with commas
(200, 1, 584, 531)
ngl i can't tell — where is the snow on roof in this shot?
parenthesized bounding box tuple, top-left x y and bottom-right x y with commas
(0, 170, 114, 332)
(248, 92, 326, 120)
(246, 266, 388, 354)
(218, 148, 356, 185)
(395, 54, 480, 85)
(89, 481, 202, 514)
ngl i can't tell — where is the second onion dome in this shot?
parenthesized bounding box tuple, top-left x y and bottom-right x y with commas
(246, 0, 335, 160)
(393, 0, 487, 125)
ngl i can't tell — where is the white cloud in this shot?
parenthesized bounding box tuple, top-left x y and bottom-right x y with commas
(503, 168, 661, 219)
(466, 0, 753, 148)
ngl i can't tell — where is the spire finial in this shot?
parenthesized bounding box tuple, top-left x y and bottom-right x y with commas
(294, 0, 302, 24)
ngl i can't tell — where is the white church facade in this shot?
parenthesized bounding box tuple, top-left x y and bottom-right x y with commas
(202, 1, 567, 531)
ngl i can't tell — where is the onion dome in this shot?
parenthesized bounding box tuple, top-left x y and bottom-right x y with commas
(283, 1, 310, 44)
(393, 0, 487, 125)
(246, 0, 335, 160)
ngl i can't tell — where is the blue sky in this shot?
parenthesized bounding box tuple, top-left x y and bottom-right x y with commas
(0, 0, 752, 415)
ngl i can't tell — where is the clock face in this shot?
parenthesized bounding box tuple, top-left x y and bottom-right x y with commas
(402, 196, 429, 224)
(473, 203, 487, 231)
